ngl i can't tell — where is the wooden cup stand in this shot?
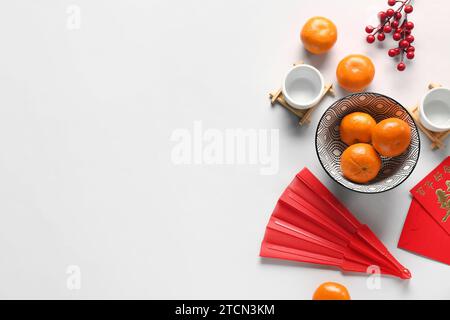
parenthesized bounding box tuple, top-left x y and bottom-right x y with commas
(269, 62, 334, 125)
(409, 83, 449, 150)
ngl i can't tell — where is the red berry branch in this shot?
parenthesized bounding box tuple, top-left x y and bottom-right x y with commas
(365, 0, 415, 71)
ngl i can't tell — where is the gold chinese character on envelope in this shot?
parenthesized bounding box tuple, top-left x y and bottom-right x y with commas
(436, 180, 450, 222)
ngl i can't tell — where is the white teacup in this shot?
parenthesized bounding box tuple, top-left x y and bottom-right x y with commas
(419, 87, 450, 132)
(282, 64, 324, 110)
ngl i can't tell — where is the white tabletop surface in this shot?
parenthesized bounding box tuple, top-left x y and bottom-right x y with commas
(0, 0, 448, 300)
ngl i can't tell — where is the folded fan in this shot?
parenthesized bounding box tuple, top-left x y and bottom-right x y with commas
(260, 168, 411, 279)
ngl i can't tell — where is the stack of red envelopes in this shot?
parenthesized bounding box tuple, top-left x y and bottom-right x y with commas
(260, 168, 411, 279)
(398, 156, 450, 265)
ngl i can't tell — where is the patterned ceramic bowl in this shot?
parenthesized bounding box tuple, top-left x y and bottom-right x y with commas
(316, 92, 420, 194)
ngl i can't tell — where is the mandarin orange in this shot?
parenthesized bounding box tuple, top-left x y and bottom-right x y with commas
(336, 54, 375, 92)
(301, 17, 337, 55)
(312, 282, 351, 300)
(340, 112, 377, 145)
(341, 143, 382, 184)
(372, 118, 411, 157)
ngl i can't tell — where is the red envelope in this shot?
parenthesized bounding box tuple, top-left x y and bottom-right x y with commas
(398, 157, 450, 265)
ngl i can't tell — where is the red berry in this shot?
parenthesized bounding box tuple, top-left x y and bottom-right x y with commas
(384, 25, 393, 33)
(404, 30, 411, 35)
(391, 20, 399, 28)
(405, 21, 414, 30)
(395, 28, 403, 34)
(377, 33, 386, 41)
(400, 40, 410, 48)
(395, 12, 402, 20)
(397, 62, 406, 71)
(366, 35, 376, 43)
(405, 5, 413, 14)
(388, 0, 396, 6)
(406, 35, 415, 43)
(386, 9, 395, 17)
(365, 25, 375, 33)
(407, 46, 415, 52)
(388, 49, 397, 57)
(394, 48, 401, 55)
(393, 33, 402, 41)
(406, 52, 415, 60)
(379, 11, 387, 21)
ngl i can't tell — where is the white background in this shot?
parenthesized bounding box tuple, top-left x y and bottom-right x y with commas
(0, 0, 448, 299)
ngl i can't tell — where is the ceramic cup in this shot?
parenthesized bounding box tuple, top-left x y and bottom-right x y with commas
(282, 64, 324, 110)
(419, 87, 450, 132)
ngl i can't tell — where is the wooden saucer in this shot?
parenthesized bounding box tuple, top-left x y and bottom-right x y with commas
(409, 83, 449, 150)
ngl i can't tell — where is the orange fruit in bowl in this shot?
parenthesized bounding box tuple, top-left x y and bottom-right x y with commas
(312, 282, 351, 300)
(301, 17, 337, 55)
(340, 112, 377, 145)
(341, 143, 382, 184)
(372, 118, 411, 157)
(336, 54, 375, 92)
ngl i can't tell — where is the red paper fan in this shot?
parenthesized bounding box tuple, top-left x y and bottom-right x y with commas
(260, 168, 411, 279)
